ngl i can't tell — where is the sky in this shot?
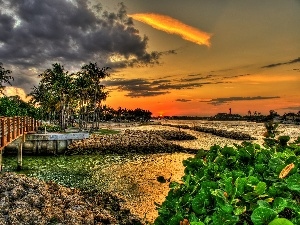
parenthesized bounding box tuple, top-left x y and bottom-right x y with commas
(0, 0, 299, 116)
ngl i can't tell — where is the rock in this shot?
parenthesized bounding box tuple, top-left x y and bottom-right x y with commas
(0, 172, 145, 225)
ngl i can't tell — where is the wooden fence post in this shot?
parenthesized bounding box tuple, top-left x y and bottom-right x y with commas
(16, 117, 20, 137)
(1, 119, 6, 147)
(0, 118, 4, 172)
(17, 133, 25, 171)
(6, 118, 11, 144)
(0, 150, 2, 172)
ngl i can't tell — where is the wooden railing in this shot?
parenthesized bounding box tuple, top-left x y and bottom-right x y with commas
(0, 116, 40, 151)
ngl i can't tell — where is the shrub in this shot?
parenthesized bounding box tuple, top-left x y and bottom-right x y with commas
(154, 137, 300, 225)
(38, 124, 61, 132)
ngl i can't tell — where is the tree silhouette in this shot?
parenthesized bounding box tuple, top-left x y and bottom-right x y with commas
(79, 63, 110, 129)
(0, 63, 13, 94)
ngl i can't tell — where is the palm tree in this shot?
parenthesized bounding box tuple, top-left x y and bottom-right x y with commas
(0, 63, 13, 94)
(73, 73, 91, 129)
(30, 63, 74, 130)
(80, 63, 110, 129)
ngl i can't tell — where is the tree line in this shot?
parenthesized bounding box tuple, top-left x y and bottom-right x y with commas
(0, 62, 152, 129)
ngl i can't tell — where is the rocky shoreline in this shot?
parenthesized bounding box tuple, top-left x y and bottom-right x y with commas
(66, 129, 198, 155)
(162, 123, 255, 140)
(0, 173, 144, 225)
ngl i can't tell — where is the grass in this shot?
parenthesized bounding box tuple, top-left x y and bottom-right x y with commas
(1, 128, 122, 191)
(92, 128, 120, 135)
(2, 154, 126, 191)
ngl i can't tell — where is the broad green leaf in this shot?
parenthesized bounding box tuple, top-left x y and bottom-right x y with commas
(257, 200, 271, 208)
(272, 197, 287, 213)
(224, 177, 234, 196)
(168, 213, 184, 225)
(269, 158, 285, 173)
(190, 222, 205, 225)
(232, 170, 246, 180)
(235, 177, 247, 196)
(254, 163, 265, 174)
(202, 181, 218, 189)
(188, 213, 199, 222)
(192, 192, 209, 215)
(269, 218, 294, 225)
(211, 189, 227, 202)
(243, 192, 257, 202)
(220, 146, 236, 157)
(254, 182, 267, 195)
(286, 199, 300, 212)
(291, 217, 300, 225)
(251, 207, 277, 225)
(233, 205, 246, 215)
(220, 203, 234, 213)
(248, 176, 260, 185)
(286, 174, 300, 191)
(212, 211, 239, 224)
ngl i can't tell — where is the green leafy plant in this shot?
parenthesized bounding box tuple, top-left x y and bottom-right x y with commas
(269, 218, 294, 225)
(263, 121, 280, 147)
(38, 124, 61, 132)
(154, 137, 300, 225)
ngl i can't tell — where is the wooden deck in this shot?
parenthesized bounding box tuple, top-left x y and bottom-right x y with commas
(0, 116, 40, 151)
(0, 116, 41, 171)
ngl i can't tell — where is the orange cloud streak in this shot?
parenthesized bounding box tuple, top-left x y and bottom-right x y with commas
(129, 13, 212, 47)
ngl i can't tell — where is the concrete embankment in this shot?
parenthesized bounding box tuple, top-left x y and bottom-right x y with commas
(4, 132, 89, 155)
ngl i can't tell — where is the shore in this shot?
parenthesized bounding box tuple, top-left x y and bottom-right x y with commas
(1, 121, 299, 224)
(90, 121, 299, 223)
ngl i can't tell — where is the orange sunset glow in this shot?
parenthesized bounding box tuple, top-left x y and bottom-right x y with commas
(0, 0, 299, 117)
(129, 13, 212, 47)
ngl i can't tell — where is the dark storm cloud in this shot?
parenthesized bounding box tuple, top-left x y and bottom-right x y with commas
(103, 77, 206, 97)
(187, 73, 202, 77)
(103, 71, 233, 98)
(262, 57, 300, 68)
(152, 79, 172, 85)
(180, 75, 213, 82)
(12, 75, 37, 93)
(126, 90, 170, 97)
(201, 96, 280, 106)
(176, 99, 191, 102)
(0, 0, 170, 91)
(222, 74, 251, 79)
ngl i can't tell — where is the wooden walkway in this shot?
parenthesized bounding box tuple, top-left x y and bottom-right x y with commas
(0, 116, 41, 171)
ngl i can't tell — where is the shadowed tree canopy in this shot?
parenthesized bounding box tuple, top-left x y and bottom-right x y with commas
(0, 62, 13, 94)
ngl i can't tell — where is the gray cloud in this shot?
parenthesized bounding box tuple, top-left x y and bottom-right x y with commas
(201, 96, 280, 105)
(280, 106, 300, 111)
(0, 0, 175, 92)
(187, 73, 202, 77)
(126, 90, 170, 97)
(180, 75, 213, 82)
(176, 99, 191, 102)
(103, 77, 206, 97)
(103, 71, 234, 98)
(262, 57, 300, 68)
(222, 74, 251, 79)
